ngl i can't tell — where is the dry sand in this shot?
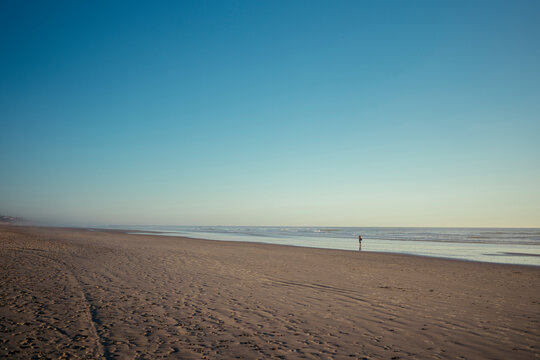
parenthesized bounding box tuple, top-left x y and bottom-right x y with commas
(0, 225, 539, 359)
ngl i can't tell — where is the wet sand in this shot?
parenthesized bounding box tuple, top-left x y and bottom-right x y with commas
(1, 225, 539, 359)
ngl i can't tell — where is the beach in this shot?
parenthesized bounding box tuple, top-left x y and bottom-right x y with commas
(1, 225, 539, 359)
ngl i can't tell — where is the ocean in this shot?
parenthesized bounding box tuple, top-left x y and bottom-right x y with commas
(107, 226, 540, 266)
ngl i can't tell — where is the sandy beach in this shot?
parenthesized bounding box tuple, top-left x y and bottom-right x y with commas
(0, 225, 538, 359)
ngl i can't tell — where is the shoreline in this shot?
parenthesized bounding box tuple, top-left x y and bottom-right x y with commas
(128, 231, 540, 269)
(1, 225, 539, 359)
(19, 224, 540, 268)
(7, 223, 540, 268)
(105, 225, 540, 268)
(6, 223, 540, 269)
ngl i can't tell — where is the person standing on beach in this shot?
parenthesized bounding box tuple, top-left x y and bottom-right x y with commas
(358, 235, 362, 250)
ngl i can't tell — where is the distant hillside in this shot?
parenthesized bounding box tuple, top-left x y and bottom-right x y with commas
(0, 215, 24, 224)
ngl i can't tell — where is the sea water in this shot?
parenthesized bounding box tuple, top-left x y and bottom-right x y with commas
(112, 226, 540, 266)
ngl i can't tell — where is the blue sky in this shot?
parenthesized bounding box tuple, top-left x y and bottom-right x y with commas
(1, 0, 539, 227)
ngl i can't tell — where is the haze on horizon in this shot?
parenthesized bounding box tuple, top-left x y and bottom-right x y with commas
(1, 1, 539, 228)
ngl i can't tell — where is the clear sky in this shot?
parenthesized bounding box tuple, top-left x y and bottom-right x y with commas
(1, 0, 539, 227)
